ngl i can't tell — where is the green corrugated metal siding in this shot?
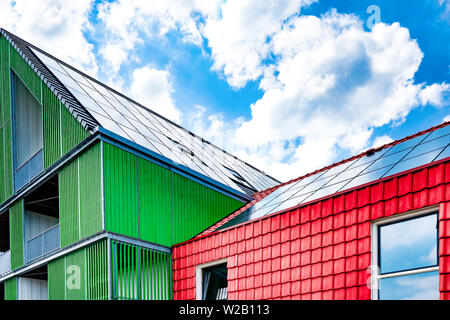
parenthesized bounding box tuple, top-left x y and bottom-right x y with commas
(61, 106, 89, 155)
(59, 142, 102, 248)
(138, 157, 172, 246)
(0, 36, 13, 204)
(59, 159, 80, 247)
(103, 143, 244, 245)
(104, 143, 139, 238)
(0, 36, 11, 124)
(0, 34, 90, 201)
(171, 173, 242, 244)
(9, 47, 42, 103)
(86, 240, 108, 300)
(10, 199, 24, 270)
(48, 257, 65, 300)
(4, 277, 17, 300)
(47, 240, 108, 300)
(65, 248, 86, 300)
(111, 240, 171, 300)
(42, 84, 61, 168)
(79, 143, 103, 239)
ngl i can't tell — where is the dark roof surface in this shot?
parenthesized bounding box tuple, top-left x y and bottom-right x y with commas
(199, 121, 450, 235)
(1, 28, 280, 196)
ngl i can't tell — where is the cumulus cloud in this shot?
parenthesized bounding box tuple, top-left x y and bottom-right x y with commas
(129, 66, 181, 123)
(372, 135, 394, 149)
(2, 1, 448, 181)
(0, 0, 98, 76)
(201, 0, 316, 88)
(96, 2, 448, 181)
(228, 12, 449, 180)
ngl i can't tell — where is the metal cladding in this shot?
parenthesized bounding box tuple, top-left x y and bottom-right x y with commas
(111, 239, 172, 300)
(9, 199, 23, 270)
(48, 239, 108, 300)
(0, 36, 14, 203)
(103, 143, 244, 247)
(59, 142, 102, 248)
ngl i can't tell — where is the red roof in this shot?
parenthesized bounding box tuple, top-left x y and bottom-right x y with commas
(194, 121, 450, 238)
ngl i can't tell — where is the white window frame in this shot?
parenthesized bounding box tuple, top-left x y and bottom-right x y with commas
(370, 205, 440, 300)
(195, 258, 228, 300)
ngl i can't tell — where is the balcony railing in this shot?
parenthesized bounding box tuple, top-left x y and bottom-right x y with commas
(0, 250, 11, 276)
(26, 224, 60, 264)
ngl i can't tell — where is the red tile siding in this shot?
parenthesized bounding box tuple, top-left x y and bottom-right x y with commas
(173, 160, 450, 300)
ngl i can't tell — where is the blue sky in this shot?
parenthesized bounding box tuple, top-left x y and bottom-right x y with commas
(1, 0, 448, 181)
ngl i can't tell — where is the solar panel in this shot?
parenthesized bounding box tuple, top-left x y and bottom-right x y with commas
(217, 125, 450, 230)
(29, 47, 280, 196)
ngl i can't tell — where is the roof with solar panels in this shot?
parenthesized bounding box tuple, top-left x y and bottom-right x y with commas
(199, 121, 450, 234)
(0, 28, 280, 199)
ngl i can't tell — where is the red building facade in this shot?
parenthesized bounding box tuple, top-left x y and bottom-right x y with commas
(172, 124, 450, 300)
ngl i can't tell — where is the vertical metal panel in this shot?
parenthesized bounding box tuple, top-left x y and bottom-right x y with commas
(86, 239, 108, 300)
(42, 84, 61, 168)
(58, 143, 102, 248)
(171, 172, 243, 245)
(48, 256, 65, 300)
(9, 199, 24, 270)
(9, 47, 41, 103)
(138, 157, 172, 246)
(4, 277, 17, 300)
(61, 105, 89, 156)
(104, 143, 139, 238)
(1, 36, 12, 124)
(103, 143, 244, 246)
(79, 142, 102, 239)
(111, 239, 172, 300)
(59, 159, 79, 247)
(0, 125, 4, 202)
(65, 247, 85, 300)
(0, 36, 13, 204)
(47, 239, 108, 300)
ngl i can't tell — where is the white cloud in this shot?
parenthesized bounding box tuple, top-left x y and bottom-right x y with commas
(372, 135, 394, 149)
(129, 66, 181, 123)
(444, 115, 450, 122)
(201, 0, 316, 89)
(227, 12, 449, 180)
(0, 0, 98, 76)
(3, 1, 448, 182)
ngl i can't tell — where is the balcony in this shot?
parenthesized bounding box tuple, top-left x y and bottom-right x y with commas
(26, 224, 60, 264)
(0, 250, 11, 276)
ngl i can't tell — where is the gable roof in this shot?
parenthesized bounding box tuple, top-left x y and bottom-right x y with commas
(1, 28, 280, 197)
(199, 121, 450, 235)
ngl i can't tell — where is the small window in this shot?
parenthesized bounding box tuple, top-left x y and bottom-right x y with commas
(373, 212, 439, 300)
(12, 72, 44, 190)
(196, 260, 228, 300)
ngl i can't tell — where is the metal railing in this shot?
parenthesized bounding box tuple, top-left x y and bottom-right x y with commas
(0, 250, 11, 276)
(26, 224, 60, 264)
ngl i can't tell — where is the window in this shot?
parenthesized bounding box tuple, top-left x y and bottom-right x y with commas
(12, 72, 43, 190)
(196, 259, 228, 300)
(372, 211, 439, 300)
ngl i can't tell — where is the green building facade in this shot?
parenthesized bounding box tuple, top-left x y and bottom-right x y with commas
(0, 29, 278, 300)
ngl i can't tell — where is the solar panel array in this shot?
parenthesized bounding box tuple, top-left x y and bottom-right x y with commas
(218, 124, 450, 230)
(30, 48, 279, 196)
